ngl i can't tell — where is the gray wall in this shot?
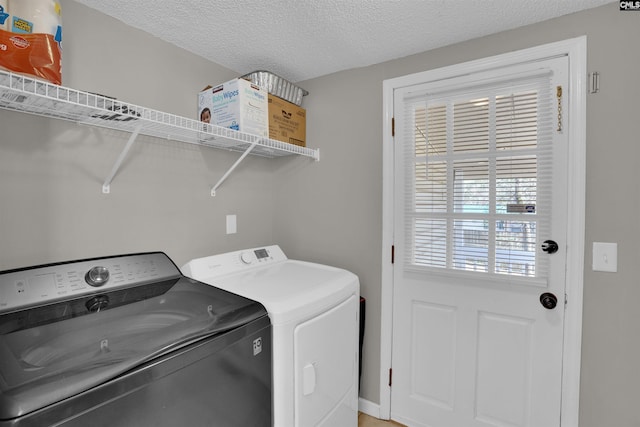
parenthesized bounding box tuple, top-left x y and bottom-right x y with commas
(1, 2, 638, 426)
(274, 2, 639, 426)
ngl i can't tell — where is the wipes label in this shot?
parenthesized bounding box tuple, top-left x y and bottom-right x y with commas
(198, 78, 268, 137)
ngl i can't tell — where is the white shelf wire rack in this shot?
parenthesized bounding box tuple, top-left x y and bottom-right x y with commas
(0, 70, 319, 195)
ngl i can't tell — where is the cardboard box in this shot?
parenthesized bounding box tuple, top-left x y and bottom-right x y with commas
(268, 94, 306, 147)
(198, 78, 268, 137)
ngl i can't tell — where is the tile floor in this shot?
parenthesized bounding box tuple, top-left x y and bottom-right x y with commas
(358, 412, 407, 427)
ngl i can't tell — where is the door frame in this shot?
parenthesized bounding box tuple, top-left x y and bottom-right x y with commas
(380, 36, 586, 426)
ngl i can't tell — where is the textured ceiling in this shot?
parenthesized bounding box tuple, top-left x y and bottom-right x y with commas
(74, 0, 613, 83)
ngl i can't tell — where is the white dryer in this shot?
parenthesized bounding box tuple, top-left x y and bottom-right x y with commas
(182, 245, 360, 427)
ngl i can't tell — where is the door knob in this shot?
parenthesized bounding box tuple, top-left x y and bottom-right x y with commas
(540, 292, 558, 310)
(541, 240, 558, 254)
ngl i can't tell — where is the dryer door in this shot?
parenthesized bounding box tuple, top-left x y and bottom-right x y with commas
(294, 294, 359, 427)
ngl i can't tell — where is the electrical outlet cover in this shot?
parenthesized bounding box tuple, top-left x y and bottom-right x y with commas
(592, 242, 617, 272)
(226, 215, 237, 234)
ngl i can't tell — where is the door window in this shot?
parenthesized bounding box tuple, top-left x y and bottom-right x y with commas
(401, 73, 554, 281)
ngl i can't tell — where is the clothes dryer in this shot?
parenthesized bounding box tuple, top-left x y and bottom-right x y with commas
(182, 245, 360, 427)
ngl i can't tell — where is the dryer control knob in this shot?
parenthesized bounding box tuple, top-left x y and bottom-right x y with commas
(85, 266, 110, 287)
(240, 252, 253, 265)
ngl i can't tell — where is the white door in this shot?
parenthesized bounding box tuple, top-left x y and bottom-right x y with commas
(391, 56, 569, 427)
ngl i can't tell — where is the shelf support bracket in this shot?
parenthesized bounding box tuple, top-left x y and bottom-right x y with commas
(102, 123, 143, 194)
(211, 141, 258, 197)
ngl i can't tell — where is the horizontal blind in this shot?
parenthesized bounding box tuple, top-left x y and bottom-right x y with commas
(402, 71, 554, 281)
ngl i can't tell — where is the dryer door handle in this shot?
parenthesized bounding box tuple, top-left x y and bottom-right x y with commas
(303, 363, 316, 396)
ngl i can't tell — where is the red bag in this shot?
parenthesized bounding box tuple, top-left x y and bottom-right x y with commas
(0, 29, 62, 85)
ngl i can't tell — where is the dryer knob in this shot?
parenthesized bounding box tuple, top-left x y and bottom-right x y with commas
(240, 252, 253, 265)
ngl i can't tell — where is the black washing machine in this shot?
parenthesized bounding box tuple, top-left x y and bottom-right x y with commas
(0, 252, 272, 427)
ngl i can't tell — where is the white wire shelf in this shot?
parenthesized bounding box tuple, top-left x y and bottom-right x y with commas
(0, 70, 320, 195)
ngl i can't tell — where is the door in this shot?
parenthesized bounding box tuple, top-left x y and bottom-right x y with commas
(391, 56, 569, 427)
(294, 295, 359, 427)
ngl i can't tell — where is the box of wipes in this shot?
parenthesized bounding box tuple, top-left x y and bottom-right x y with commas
(198, 78, 269, 137)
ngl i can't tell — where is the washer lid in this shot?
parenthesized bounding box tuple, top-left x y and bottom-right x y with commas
(0, 274, 267, 420)
(203, 260, 359, 324)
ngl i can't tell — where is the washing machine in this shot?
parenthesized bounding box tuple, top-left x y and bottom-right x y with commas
(0, 252, 272, 426)
(182, 245, 360, 427)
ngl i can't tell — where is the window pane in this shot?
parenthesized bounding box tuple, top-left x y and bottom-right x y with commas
(416, 161, 447, 213)
(496, 156, 537, 214)
(427, 105, 447, 156)
(453, 159, 489, 213)
(414, 105, 447, 157)
(495, 221, 537, 276)
(453, 98, 488, 153)
(453, 219, 488, 272)
(496, 91, 538, 151)
(414, 107, 427, 157)
(414, 218, 447, 268)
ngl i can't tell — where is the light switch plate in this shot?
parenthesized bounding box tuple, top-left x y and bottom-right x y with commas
(592, 242, 617, 272)
(226, 215, 237, 234)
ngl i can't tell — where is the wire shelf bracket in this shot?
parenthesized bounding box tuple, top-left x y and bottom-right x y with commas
(102, 123, 143, 194)
(211, 142, 258, 197)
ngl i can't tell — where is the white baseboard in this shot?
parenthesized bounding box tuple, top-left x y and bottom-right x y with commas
(358, 397, 385, 419)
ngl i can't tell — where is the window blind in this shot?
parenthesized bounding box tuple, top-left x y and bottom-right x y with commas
(401, 71, 554, 280)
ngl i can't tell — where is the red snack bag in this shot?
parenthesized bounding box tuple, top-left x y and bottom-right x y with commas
(0, 1, 62, 85)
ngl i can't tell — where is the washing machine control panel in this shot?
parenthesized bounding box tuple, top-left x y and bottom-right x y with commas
(0, 252, 180, 313)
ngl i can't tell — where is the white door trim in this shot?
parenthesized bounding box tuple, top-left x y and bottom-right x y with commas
(380, 36, 586, 426)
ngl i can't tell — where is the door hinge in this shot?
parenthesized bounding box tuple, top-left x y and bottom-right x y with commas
(590, 71, 600, 94)
(391, 117, 395, 137)
(389, 368, 393, 386)
(391, 245, 395, 264)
